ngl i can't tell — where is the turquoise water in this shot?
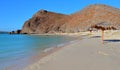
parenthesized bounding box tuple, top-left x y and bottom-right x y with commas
(0, 34, 75, 70)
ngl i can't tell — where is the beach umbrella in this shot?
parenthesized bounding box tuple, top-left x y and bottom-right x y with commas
(90, 22, 117, 44)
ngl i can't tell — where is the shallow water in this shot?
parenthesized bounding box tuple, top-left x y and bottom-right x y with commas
(0, 34, 75, 70)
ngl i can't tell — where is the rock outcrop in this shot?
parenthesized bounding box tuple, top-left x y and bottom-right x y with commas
(9, 30, 21, 34)
(21, 10, 68, 34)
(21, 4, 120, 34)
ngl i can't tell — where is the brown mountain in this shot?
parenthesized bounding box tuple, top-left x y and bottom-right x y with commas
(21, 4, 120, 34)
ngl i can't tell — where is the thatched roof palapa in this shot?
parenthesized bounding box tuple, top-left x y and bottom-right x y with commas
(89, 22, 117, 31)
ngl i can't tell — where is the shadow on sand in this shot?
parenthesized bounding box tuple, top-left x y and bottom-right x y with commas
(91, 36, 101, 38)
(104, 39, 120, 42)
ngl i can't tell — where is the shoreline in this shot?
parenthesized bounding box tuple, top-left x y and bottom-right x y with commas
(2, 34, 80, 70)
(23, 37, 83, 70)
(20, 35, 82, 70)
(24, 30, 120, 70)
(23, 33, 90, 70)
(22, 36, 82, 70)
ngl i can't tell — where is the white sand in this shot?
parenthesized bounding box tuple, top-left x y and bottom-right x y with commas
(24, 30, 120, 70)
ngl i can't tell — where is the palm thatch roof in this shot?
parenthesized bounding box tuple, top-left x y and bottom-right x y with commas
(88, 22, 117, 31)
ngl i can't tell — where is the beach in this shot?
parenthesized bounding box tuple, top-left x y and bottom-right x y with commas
(1, 1, 120, 70)
(0, 34, 76, 70)
(24, 30, 120, 70)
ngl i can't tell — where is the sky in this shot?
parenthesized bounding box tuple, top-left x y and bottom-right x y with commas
(0, 0, 120, 31)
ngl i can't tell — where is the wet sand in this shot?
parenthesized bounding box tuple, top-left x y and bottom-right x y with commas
(24, 30, 120, 70)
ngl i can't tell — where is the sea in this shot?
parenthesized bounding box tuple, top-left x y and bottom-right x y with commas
(0, 34, 76, 70)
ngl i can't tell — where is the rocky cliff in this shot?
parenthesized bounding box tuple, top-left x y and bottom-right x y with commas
(21, 4, 120, 34)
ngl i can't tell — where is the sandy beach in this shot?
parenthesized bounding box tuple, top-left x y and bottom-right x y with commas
(24, 30, 120, 70)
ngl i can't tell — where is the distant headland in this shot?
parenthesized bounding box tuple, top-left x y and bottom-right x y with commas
(0, 31, 9, 34)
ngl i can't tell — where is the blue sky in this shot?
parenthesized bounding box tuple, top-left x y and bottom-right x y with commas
(0, 0, 120, 31)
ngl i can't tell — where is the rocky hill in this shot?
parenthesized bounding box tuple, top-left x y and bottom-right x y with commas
(21, 4, 120, 34)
